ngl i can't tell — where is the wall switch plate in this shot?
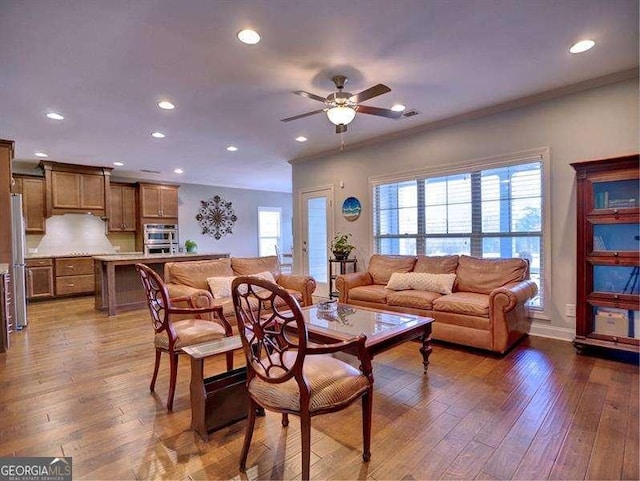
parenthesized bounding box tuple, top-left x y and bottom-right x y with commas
(28, 248, 38, 254)
(565, 304, 576, 317)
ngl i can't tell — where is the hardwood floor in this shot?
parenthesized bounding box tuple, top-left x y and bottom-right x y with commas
(0, 296, 638, 480)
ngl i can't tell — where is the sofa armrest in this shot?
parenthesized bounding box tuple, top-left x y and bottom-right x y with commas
(165, 283, 214, 308)
(336, 272, 373, 303)
(277, 274, 317, 306)
(489, 280, 538, 353)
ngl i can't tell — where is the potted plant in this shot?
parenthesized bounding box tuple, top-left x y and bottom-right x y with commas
(184, 239, 198, 253)
(330, 233, 355, 260)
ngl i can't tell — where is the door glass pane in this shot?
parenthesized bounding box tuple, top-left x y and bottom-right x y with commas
(593, 179, 639, 210)
(593, 224, 640, 252)
(593, 306, 639, 339)
(593, 265, 639, 294)
(307, 197, 328, 283)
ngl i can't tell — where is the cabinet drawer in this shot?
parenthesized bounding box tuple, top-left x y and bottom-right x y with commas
(55, 257, 94, 276)
(26, 258, 53, 267)
(56, 275, 95, 295)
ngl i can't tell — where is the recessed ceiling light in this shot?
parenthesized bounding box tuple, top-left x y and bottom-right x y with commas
(46, 112, 64, 120)
(113, 161, 124, 166)
(34, 152, 48, 158)
(569, 39, 595, 54)
(174, 168, 183, 174)
(295, 136, 308, 143)
(391, 104, 406, 112)
(157, 100, 175, 110)
(237, 29, 261, 45)
(226, 145, 238, 152)
(151, 131, 166, 138)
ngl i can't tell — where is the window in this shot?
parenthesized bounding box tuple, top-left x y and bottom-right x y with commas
(373, 158, 544, 309)
(257, 207, 281, 257)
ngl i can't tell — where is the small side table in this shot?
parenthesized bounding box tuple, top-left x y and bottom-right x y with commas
(183, 335, 246, 440)
(328, 258, 357, 299)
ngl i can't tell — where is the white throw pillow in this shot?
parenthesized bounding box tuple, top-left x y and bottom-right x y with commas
(411, 272, 456, 295)
(206, 276, 236, 299)
(386, 272, 414, 291)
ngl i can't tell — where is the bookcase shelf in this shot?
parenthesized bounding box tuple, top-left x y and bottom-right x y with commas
(571, 154, 639, 356)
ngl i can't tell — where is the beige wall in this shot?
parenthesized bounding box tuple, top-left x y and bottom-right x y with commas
(291, 78, 639, 340)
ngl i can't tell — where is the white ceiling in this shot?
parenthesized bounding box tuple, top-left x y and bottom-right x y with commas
(0, 1, 637, 193)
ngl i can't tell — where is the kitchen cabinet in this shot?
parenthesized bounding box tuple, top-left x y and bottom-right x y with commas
(109, 183, 137, 232)
(139, 183, 179, 219)
(26, 258, 55, 299)
(39, 161, 113, 217)
(55, 257, 95, 296)
(1, 271, 12, 352)
(0, 139, 14, 352)
(12, 175, 46, 234)
(571, 154, 639, 355)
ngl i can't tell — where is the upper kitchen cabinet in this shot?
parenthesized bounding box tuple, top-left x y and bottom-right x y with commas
(109, 183, 137, 232)
(39, 161, 113, 217)
(138, 183, 179, 220)
(12, 175, 46, 234)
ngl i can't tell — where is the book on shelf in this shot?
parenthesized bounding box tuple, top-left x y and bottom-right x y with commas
(593, 235, 606, 251)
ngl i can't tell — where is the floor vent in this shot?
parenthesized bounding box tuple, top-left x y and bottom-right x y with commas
(140, 169, 161, 174)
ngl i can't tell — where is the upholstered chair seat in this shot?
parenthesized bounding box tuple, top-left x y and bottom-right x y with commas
(248, 351, 371, 413)
(154, 318, 228, 350)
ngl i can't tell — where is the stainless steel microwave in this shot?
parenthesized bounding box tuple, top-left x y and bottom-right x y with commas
(143, 224, 178, 245)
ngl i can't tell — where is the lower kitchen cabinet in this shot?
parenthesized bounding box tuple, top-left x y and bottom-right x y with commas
(26, 258, 55, 299)
(55, 257, 95, 296)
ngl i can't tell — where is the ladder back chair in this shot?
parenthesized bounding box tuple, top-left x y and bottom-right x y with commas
(231, 276, 374, 480)
(136, 263, 234, 411)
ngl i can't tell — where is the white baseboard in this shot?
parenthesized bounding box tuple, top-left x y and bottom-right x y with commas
(529, 321, 574, 342)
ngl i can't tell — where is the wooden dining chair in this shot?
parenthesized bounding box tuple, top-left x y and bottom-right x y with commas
(136, 263, 234, 411)
(231, 276, 374, 480)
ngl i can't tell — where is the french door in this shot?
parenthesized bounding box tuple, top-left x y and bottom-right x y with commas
(300, 186, 334, 298)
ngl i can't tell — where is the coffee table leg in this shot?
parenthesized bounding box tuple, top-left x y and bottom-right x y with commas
(190, 357, 208, 440)
(419, 326, 432, 373)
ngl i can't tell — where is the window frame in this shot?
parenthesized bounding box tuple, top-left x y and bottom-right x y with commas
(369, 147, 551, 319)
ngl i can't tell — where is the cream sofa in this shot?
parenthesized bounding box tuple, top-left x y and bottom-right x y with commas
(164, 256, 316, 323)
(336, 254, 538, 354)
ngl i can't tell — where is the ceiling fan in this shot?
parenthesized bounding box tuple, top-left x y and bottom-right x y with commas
(281, 75, 402, 133)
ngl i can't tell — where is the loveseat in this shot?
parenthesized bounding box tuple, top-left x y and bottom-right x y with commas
(164, 256, 316, 323)
(336, 254, 538, 354)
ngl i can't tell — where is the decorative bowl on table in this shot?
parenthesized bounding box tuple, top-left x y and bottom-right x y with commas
(316, 299, 338, 313)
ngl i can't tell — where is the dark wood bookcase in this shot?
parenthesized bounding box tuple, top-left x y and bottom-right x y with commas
(571, 154, 639, 355)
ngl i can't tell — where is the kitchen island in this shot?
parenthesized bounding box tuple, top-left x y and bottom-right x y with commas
(94, 252, 229, 316)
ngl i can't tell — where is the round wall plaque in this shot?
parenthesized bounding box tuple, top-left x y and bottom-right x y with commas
(342, 196, 361, 221)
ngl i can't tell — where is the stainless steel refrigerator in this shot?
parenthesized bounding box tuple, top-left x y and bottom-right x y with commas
(11, 193, 27, 329)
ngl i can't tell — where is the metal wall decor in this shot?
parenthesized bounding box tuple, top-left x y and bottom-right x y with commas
(196, 195, 237, 239)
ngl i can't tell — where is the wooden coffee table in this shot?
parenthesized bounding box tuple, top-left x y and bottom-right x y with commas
(300, 303, 434, 372)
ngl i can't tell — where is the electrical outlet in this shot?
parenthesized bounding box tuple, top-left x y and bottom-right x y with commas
(565, 304, 576, 317)
(28, 248, 38, 254)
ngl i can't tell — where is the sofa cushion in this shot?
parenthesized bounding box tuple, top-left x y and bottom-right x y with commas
(232, 256, 280, 278)
(207, 276, 236, 299)
(387, 290, 442, 310)
(349, 285, 390, 304)
(167, 259, 234, 290)
(414, 255, 459, 274)
(455, 255, 528, 294)
(386, 272, 456, 295)
(433, 292, 490, 317)
(367, 254, 416, 285)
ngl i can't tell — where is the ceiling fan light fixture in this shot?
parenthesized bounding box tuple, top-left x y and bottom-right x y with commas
(326, 106, 356, 126)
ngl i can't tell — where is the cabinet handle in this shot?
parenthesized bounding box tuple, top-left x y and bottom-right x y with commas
(613, 252, 619, 257)
(68, 266, 75, 269)
(613, 208, 619, 214)
(66, 283, 75, 287)
(614, 294, 620, 299)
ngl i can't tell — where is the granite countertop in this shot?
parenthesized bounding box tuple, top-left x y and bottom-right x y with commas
(26, 252, 119, 259)
(93, 252, 230, 262)
(0, 263, 8, 275)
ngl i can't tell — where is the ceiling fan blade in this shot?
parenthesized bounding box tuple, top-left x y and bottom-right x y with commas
(281, 109, 326, 122)
(356, 105, 403, 119)
(292, 90, 327, 103)
(335, 124, 347, 134)
(349, 84, 391, 103)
